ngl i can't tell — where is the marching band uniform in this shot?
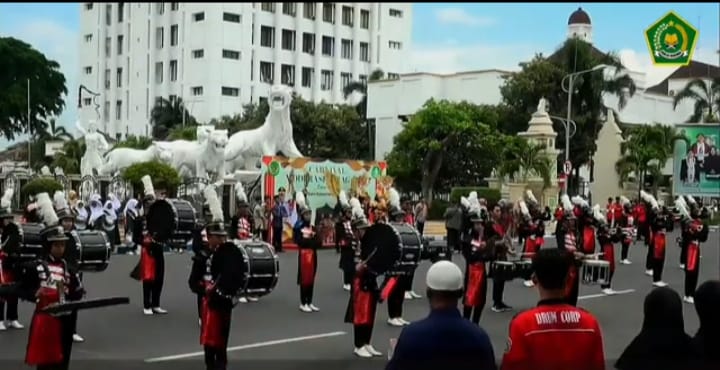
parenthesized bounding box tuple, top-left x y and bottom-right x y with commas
(133, 176, 167, 315)
(576, 207, 596, 255)
(461, 209, 492, 324)
(619, 202, 634, 264)
(517, 211, 544, 288)
(557, 196, 581, 306)
(379, 194, 411, 326)
(293, 192, 320, 313)
(680, 208, 708, 303)
(597, 224, 620, 295)
(190, 228, 210, 324)
(55, 192, 85, 343)
(336, 192, 355, 291)
(487, 203, 511, 312)
(0, 190, 23, 331)
(644, 198, 673, 287)
(233, 186, 259, 304)
(633, 201, 648, 243)
(553, 204, 565, 248)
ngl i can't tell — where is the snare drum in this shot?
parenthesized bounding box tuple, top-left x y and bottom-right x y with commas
(491, 261, 515, 281)
(581, 259, 610, 285)
(236, 241, 279, 297)
(513, 260, 533, 280)
(71, 230, 111, 272)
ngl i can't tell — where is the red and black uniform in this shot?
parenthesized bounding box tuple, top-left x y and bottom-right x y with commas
(133, 216, 165, 310)
(189, 244, 210, 321)
(681, 217, 708, 298)
(597, 226, 621, 290)
(0, 221, 21, 324)
(501, 298, 605, 370)
(575, 207, 596, 255)
(647, 209, 673, 283)
(554, 206, 566, 249)
(235, 216, 252, 240)
(518, 218, 545, 257)
(619, 205, 635, 261)
(293, 219, 320, 306)
(633, 203, 648, 243)
(486, 220, 509, 309)
(337, 219, 355, 286)
(557, 220, 581, 306)
(25, 255, 84, 370)
(344, 263, 379, 348)
(461, 227, 495, 324)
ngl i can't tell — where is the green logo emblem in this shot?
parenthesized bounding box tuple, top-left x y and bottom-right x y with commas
(644, 11, 698, 66)
(268, 161, 281, 177)
(370, 166, 382, 179)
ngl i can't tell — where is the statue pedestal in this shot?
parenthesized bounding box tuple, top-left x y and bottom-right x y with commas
(226, 170, 262, 182)
(506, 182, 527, 202)
(485, 177, 501, 190)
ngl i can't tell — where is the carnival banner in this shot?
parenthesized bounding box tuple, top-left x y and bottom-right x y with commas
(261, 156, 389, 248)
(672, 124, 720, 196)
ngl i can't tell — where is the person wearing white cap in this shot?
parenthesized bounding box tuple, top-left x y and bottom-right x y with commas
(386, 261, 496, 370)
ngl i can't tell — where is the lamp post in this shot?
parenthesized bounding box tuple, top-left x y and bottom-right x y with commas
(560, 64, 608, 193)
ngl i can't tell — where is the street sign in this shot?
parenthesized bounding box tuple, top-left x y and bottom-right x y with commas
(564, 160, 572, 175)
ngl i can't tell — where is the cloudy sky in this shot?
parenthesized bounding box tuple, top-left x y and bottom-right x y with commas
(0, 2, 718, 147)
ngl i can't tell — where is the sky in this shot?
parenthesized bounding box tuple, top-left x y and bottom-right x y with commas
(0, 2, 718, 148)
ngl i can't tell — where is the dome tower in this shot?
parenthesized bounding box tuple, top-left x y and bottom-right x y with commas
(567, 7, 592, 44)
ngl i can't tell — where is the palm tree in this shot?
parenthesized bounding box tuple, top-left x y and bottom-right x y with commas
(38, 119, 74, 141)
(497, 138, 553, 189)
(343, 69, 386, 118)
(150, 97, 196, 139)
(51, 139, 85, 174)
(672, 77, 720, 123)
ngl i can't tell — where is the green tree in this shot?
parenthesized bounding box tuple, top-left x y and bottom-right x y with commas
(672, 78, 720, 123)
(38, 119, 73, 141)
(51, 139, 85, 174)
(166, 125, 198, 140)
(150, 97, 196, 139)
(0, 37, 68, 140)
(21, 178, 63, 201)
(342, 68, 386, 118)
(113, 135, 153, 149)
(122, 161, 181, 195)
(496, 137, 553, 189)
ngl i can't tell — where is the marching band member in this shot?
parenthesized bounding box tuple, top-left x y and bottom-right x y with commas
(54, 191, 85, 343)
(230, 182, 252, 241)
(640, 191, 673, 287)
(676, 197, 709, 304)
(633, 198, 649, 243)
(680, 195, 703, 269)
(25, 192, 85, 370)
(373, 194, 407, 326)
(558, 195, 582, 306)
(618, 196, 634, 264)
(134, 175, 168, 315)
(336, 191, 355, 291)
(553, 202, 565, 249)
(344, 197, 382, 358)
(488, 201, 512, 312)
(572, 196, 596, 255)
(293, 191, 320, 313)
(517, 192, 545, 288)
(190, 226, 210, 326)
(461, 203, 493, 324)
(592, 205, 620, 295)
(389, 188, 421, 300)
(0, 188, 23, 331)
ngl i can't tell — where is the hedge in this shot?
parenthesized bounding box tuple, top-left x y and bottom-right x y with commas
(21, 178, 63, 201)
(122, 161, 182, 196)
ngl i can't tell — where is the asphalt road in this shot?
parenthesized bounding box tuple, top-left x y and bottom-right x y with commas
(0, 231, 717, 370)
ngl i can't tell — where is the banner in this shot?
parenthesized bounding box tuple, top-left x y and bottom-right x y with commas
(261, 156, 388, 248)
(672, 124, 720, 196)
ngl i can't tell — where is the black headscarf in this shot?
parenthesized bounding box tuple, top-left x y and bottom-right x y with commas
(615, 287, 691, 370)
(691, 280, 720, 368)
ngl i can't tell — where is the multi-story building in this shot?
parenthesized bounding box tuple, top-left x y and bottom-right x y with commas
(78, 2, 413, 138)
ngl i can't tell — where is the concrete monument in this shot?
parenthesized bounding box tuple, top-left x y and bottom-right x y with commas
(99, 144, 170, 176)
(154, 126, 229, 184)
(77, 119, 109, 177)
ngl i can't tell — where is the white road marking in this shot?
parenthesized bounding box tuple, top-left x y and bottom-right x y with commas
(144, 331, 347, 362)
(578, 289, 635, 300)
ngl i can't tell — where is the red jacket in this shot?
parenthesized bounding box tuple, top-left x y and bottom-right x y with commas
(501, 298, 605, 370)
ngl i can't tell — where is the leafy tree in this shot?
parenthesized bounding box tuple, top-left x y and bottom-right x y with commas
(38, 119, 73, 141)
(166, 125, 199, 141)
(672, 78, 720, 123)
(386, 99, 508, 201)
(150, 97, 196, 139)
(343, 68, 386, 118)
(122, 161, 181, 195)
(51, 139, 85, 174)
(113, 135, 153, 149)
(21, 178, 63, 201)
(496, 137, 553, 189)
(0, 37, 68, 140)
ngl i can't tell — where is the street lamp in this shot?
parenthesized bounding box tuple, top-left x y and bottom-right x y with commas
(560, 64, 608, 193)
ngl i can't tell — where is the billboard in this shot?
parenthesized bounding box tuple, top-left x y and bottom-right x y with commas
(261, 156, 389, 248)
(672, 124, 720, 196)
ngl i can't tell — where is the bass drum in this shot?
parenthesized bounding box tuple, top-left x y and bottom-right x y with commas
(360, 222, 422, 276)
(71, 230, 111, 272)
(236, 240, 279, 297)
(146, 198, 198, 245)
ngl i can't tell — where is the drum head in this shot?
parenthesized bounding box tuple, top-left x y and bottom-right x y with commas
(360, 223, 401, 274)
(211, 242, 247, 296)
(146, 199, 178, 242)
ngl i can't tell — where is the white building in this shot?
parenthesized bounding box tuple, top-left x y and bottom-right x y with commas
(78, 2, 413, 138)
(367, 7, 718, 164)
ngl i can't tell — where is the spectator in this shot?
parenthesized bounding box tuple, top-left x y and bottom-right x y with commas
(615, 287, 691, 370)
(253, 196, 268, 242)
(386, 261, 496, 370)
(271, 194, 288, 253)
(414, 198, 428, 235)
(690, 280, 720, 369)
(443, 200, 464, 254)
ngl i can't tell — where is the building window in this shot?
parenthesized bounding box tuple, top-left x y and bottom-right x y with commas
(260, 62, 274, 84)
(116, 100, 122, 120)
(118, 3, 124, 22)
(85, 3, 93, 10)
(155, 62, 163, 84)
(322, 3, 335, 23)
(83, 98, 92, 106)
(341, 72, 352, 89)
(191, 86, 203, 96)
(389, 9, 403, 17)
(192, 49, 204, 58)
(84, 34, 92, 42)
(104, 102, 110, 121)
(321, 70, 333, 90)
(222, 49, 240, 60)
(170, 60, 178, 81)
(105, 4, 111, 25)
(303, 3, 315, 19)
(117, 35, 124, 55)
(281, 29, 296, 51)
(170, 25, 178, 46)
(341, 39, 352, 59)
(260, 26, 275, 48)
(342, 6, 353, 26)
(105, 37, 111, 57)
(387, 73, 400, 80)
(359, 42, 369, 61)
(156, 27, 164, 49)
(261, 3, 276, 13)
(281, 64, 295, 86)
(193, 12, 205, 22)
(321, 36, 334, 56)
(84, 66, 92, 75)
(302, 33, 315, 54)
(301, 67, 314, 88)
(116, 68, 123, 88)
(388, 41, 402, 50)
(104, 69, 110, 89)
(360, 10, 369, 29)
(282, 3, 296, 16)
(359, 74, 368, 85)
(223, 12, 240, 23)
(171, 3, 179, 11)
(156, 3, 164, 15)
(221, 87, 239, 97)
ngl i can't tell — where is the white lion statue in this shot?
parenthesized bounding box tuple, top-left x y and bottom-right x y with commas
(155, 128, 229, 183)
(225, 85, 303, 172)
(98, 144, 170, 176)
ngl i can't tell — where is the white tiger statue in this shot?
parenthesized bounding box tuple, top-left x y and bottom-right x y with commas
(225, 85, 304, 172)
(98, 144, 170, 176)
(155, 128, 229, 183)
